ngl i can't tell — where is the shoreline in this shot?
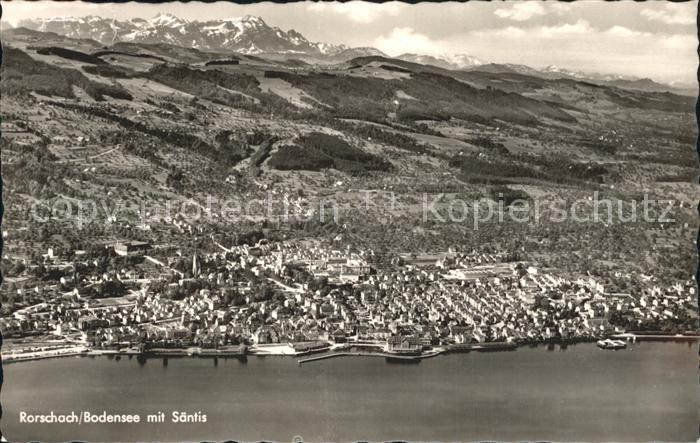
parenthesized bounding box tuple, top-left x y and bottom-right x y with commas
(298, 349, 445, 364)
(3, 333, 698, 364)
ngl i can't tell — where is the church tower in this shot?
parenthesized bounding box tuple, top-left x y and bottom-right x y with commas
(192, 250, 201, 278)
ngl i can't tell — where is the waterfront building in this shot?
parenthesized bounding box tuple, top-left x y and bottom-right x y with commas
(386, 335, 422, 354)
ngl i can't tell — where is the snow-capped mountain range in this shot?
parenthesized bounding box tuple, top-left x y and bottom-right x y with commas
(462, 63, 692, 94)
(11, 14, 693, 93)
(397, 53, 484, 69)
(16, 14, 491, 67)
(542, 65, 639, 82)
(16, 13, 355, 56)
(15, 14, 489, 68)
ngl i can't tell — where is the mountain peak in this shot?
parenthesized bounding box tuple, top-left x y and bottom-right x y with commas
(149, 12, 186, 26)
(16, 13, 352, 57)
(223, 15, 268, 30)
(240, 15, 265, 24)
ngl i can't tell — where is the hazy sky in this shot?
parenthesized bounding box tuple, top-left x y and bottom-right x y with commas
(3, 1, 697, 83)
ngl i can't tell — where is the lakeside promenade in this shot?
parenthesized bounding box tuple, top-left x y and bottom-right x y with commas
(2, 332, 698, 364)
(2, 345, 89, 363)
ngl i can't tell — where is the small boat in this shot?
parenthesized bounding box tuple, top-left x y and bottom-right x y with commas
(597, 339, 627, 350)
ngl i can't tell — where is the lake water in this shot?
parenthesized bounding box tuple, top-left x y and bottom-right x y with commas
(2, 341, 698, 442)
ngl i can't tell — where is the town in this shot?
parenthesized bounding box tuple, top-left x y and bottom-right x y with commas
(1, 232, 696, 362)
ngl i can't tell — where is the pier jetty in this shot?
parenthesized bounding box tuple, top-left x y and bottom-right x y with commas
(298, 349, 444, 365)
